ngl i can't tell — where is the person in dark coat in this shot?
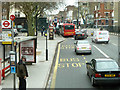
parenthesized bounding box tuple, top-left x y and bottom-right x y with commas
(41, 26, 45, 36)
(17, 56, 28, 90)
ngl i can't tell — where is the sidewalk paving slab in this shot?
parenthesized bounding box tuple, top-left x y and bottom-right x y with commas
(1, 35, 65, 89)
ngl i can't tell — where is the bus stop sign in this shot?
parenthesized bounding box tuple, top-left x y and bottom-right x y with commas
(10, 15, 15, 21)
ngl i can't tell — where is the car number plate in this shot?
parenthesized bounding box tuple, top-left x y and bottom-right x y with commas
(99, 38, 102, 39)
(82, 47, 86, 49)
(78, 35, 80, 36)
(105, 74, 115, 77)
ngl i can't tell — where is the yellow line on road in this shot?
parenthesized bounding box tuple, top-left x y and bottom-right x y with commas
(50, 44, 61, 88)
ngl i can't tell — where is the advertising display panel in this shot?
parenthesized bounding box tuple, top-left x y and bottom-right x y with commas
(20, 40, 36, 63)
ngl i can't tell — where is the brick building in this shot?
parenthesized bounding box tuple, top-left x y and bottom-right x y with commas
(94, 3, 113, 28)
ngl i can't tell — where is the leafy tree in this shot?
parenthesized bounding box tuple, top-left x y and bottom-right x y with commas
(2, 2, 10, 20)
(13, 2, 58, 36)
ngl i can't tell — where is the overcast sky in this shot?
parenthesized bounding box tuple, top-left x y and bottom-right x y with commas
(47, 0, 78, 15)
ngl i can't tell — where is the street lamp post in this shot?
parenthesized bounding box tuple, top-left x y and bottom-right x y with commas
(35, 5, 38, 48)
(45, 33, 48, 61)
(77, 0, 79, 29)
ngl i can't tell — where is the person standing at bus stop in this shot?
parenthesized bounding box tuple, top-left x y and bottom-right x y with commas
(17, 56, 28, 90)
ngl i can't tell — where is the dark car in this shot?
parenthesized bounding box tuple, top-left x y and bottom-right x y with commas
(81, 29, 88, 37)
(19, 28, 28, 33)
(86, 58, 120, 86)
(74, 31, 87, 40)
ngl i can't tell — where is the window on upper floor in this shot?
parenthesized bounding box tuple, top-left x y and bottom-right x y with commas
(15, 11, 20, 17)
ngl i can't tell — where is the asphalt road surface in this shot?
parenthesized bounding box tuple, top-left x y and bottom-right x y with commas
(49, 34, 120, 89)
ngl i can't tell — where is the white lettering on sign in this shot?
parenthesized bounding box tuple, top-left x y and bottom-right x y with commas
(2, 20, 11, 29)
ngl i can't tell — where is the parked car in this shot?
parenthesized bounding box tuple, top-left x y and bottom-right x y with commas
(75, 29, 80, 33)
(19, 28, 28, 33)
(81, 29, 88, 37)
(14, 25, 23, 32)
(86, 58, 120, 86)
(74, 40, 92, 54)
(92, 30, 109, 44)
(74, 31, 87, 40)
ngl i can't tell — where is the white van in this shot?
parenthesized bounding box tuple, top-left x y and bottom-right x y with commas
(92, 30, 109, 43)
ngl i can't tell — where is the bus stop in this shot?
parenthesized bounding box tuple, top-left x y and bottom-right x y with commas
(0, 36, 37, 79)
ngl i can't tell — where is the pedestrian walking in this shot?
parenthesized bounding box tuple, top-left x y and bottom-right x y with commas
(41, 26, 45, 36)
(17, 56, 28, 90)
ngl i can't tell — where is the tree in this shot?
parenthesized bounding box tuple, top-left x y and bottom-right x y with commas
(13, 2, 58, 36)
(2, 2, 11, 20)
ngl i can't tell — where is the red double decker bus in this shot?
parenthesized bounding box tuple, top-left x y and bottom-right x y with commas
(60, 23, 75, 36)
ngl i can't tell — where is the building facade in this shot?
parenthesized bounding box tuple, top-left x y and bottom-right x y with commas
(94, 3, 113, 29)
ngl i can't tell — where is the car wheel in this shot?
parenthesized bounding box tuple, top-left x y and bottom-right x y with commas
(89, 52, 92, 55)
(105, 41, 109, 44)
(75, 37, 76, 40)
(92, 39, 94, 42)
(95, 40, 97, 44)
(75, 49, 76, 52)
(91, 76, 95, 87)
(76, 52, 78, 55)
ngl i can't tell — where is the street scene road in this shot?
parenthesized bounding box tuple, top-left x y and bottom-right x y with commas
(1, 1, 120, 90)
(49, 33, 119, 89)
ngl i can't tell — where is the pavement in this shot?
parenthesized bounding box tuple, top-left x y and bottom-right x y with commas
(1, 34, 65, 89)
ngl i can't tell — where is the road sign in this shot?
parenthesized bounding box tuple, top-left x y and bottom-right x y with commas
(11, 66, 16, 73)
(2, 20, 11, 29)
(2, 30, 12, 43)
(10, 15, 15, 21)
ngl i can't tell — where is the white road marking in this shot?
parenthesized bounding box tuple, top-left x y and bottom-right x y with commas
(111, 43, 117, 46)
(93, 45, 109, 58)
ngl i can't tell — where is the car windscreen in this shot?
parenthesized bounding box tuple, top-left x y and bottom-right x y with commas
(17, 25, 23, 28)
(65, 25, 74, 30)
(96, 61, 119, 70)
(78, 41, 89, 44)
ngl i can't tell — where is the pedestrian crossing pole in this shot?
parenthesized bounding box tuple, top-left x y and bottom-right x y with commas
(45, 33, 48, 61)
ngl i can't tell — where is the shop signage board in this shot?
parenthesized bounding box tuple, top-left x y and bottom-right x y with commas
(2, 20, 12, 44)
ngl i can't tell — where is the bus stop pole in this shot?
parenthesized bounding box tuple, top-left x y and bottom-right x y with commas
(11, 19, 16, 90)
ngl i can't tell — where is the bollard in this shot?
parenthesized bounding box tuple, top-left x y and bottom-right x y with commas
(0, 58, 2, 85)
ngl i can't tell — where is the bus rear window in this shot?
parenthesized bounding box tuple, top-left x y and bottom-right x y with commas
(65, 25, 74, 30)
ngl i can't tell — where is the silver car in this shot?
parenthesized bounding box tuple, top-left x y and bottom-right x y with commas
(74, 40, 92, 54)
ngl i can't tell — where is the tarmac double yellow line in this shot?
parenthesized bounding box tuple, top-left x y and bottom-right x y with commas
(50, 44, 61, 88)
